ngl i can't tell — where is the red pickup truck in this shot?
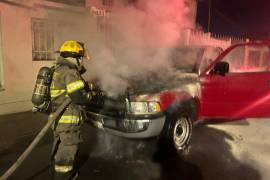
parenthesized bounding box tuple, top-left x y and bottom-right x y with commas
(86, 41, 270, 153)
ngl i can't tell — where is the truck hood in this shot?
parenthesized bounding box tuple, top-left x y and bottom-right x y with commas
(128, 71, 199, 96)
(86, 71, 199, 116)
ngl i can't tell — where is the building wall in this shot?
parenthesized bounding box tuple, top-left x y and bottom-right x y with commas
(0, 0, 92, 115)
(0, 1, 87, 115)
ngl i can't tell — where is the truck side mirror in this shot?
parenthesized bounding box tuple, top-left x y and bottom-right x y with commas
(210, 62, 229, 76)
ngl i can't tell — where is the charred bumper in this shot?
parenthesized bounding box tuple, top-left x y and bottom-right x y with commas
(86, 112, 165, 138)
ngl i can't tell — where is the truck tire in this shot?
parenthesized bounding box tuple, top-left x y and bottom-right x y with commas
(169, 111, 193, 153)
(161, 101, 196, 155)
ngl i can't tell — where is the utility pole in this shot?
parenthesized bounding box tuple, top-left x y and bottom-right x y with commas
(207, 0, 212, 32)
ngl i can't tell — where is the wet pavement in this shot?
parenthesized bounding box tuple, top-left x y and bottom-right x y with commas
(0, 112, 269, 180)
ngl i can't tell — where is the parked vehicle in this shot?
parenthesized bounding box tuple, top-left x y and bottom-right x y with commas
(86, 41, 270, 152)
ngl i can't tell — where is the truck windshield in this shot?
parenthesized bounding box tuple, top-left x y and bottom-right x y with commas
(171, 47, 204, 73)
(171, 46, 222, 74)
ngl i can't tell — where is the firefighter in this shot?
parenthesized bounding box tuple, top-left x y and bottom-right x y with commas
(50, 40, 93, 180)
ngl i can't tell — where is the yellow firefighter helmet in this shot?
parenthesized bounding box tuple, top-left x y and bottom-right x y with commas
(59, 40, 85, 58)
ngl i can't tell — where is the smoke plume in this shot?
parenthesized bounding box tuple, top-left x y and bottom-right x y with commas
(44, 0, 193, 96)
(85, 0, 192, 96)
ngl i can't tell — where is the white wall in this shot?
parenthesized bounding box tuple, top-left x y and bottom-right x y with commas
(0, 2, 56, 115)
(0, 1, 92, 115)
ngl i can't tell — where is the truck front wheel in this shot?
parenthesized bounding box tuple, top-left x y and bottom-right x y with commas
(171, 114, 193, 152)
(160, 100, 196, 155)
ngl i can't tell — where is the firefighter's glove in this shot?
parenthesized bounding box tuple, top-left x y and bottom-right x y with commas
(90, 90, 97, 97)
(92, 91, 106, 106)
(86, 92, 94, 103)
(88, 82, 100, 91)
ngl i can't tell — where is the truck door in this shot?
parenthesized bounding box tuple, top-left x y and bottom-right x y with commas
(200, 43, 270, 119)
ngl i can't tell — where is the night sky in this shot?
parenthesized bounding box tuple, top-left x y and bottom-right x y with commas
(196, 0, 270, 39)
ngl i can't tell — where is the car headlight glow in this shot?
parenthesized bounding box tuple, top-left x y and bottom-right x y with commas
(129, 101, 161, 115)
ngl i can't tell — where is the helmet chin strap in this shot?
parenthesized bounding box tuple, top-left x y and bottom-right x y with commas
(76, 58, 81, 67)
(76, 57, 87, 74)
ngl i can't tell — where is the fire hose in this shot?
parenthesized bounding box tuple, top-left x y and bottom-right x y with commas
(0, 98, 72, 180)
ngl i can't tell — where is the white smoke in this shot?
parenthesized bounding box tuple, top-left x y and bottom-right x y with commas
(85, 0, 192, 96)
(44, 0, 193, 96)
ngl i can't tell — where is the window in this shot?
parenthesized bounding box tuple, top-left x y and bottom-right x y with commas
(31, 18, 55, 61)
(103, 0, 113, 6)
(222, 45, 270, 73)
(171, 47, 204, 73)
(222, 46, 244, 72)
(248, 50, 260, 67)
(47, 0, 86, 6)
(199, 47, 223, 74)
(262, 52, 270, 67)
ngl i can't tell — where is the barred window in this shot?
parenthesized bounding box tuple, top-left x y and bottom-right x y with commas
(103, 0, 113, 6)
(31, 18, 55, 61)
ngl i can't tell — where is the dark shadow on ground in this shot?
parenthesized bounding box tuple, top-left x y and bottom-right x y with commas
(198, 118, 250, 126)
(152, 138, 203, 180)
(186, 123, 262, 180)
(78, 123, 202, 180)
(25, 164, 52, 180)
(79, 125, 160, 180)
(79, 121, 262, 180)
(0, 111, 47, 154)
(0, 132, 53, 180)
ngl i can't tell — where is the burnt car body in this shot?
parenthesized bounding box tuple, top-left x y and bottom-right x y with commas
(86, 41, 270, 152)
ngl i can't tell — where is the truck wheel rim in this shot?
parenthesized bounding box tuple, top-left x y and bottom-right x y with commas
(173, 117, 189, 150)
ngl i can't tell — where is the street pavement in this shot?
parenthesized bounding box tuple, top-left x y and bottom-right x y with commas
(0, 112, 269, 180)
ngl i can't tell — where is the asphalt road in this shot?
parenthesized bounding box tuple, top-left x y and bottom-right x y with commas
(0, 112, 269, 180)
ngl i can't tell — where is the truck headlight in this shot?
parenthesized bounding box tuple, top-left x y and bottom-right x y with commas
(129, 102, 161, 115)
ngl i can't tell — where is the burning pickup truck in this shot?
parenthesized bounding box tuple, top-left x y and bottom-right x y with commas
(86, 41, 270, 153)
